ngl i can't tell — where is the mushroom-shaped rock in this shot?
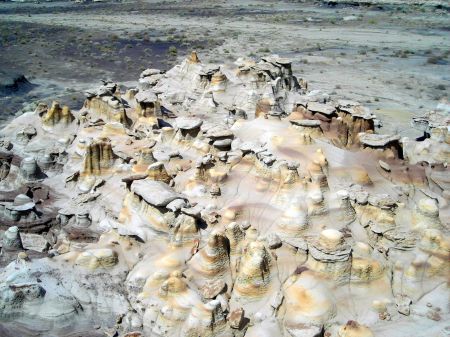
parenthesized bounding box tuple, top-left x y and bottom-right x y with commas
(147, 162, 171, 183)
(175, 117, 203, 131)
(308, 229, 352, 283)
(351, 242, 384, 282)
(2, 226, 23, 250)
(318, 229, 344, 250)
(412, 198, 442, 230)
(210, 70, 228, 91)
(12, 194, 35, 211)
(135, 90, 160, 118)
(134, 148, 157, 171)
(336, 190, 356, 224)
(307, 189, 327, 216)
(174, 117, 203, 140)
(19, 157, 39, 180)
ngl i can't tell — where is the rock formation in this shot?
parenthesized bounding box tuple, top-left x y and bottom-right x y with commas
(0, 53, 447, 337)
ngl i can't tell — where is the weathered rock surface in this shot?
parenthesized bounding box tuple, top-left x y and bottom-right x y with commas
(0, 53, 447, 337)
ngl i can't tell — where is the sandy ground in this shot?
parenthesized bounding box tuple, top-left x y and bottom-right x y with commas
(0, 0, 448, 134)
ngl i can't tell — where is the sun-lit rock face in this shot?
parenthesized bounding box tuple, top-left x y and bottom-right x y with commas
(350, 242, 385, 282)
(234, 240, 273, 297)
(210, 70, 228, 92)
(412, 198, 442, 231)
(82, 137, 116, 175)
(187, 51, 201, 64)
(278, 199, 309, 237)
(84, 81, 130, 125)
(154, 53, 300, 119)
(283, 271, 336, 332)
(307, 229, 352, 283)
(225, 221, 245, 254)
(187, 231, 231, 286)
(75, 248, 118, 269)
(41, 101, 75, 128)
(292, 99, 377, 149)
(146, 162, 171, 183)
(338, 320, 374, 337)
(404, 104, 450, 165)
(0, 53, 449, 336)
(135, 89, 160, 122)
(139, 269, 227, 337)
(2, 225, 23, 250)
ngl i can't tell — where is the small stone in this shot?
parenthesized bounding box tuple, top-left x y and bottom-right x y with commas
(210, 184, 221, 197)
(426, 310, 441, 321)
(266, 233, 282, 249)
(213, 138, 232, 148)
(395, 294, 412, 316)
(123, 332, 142, 337)
(166, 198, 188, 212)
(379, 160, 391, 172)
(229, 308, 244, 329)
(239, 221, 251, 230)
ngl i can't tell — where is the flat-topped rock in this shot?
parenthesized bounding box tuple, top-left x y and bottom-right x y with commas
(135, 90, 158, 103)
(205, 125, 234, 139)
(358, 133, 400, 147)
(213, 138, 232, 148)
(337, 100, 374, 119)
(307, 102, 336, 116)
(290, 119, 322, 127)
(368, 194, 397, 208)
(198, 64, 220, 76)
(336, 99, 360, 110)
(140, 68, 162, 78)
(175, 117, 203, 130)
(411, 106, 450, 132)
(131, 179, 184, 207)
(261, 55, 292, 65)
(348, 105, 373, 119)
(11, 194, 35, 211)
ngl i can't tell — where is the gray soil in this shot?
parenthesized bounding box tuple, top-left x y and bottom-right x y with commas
(0, 0, 449, 133)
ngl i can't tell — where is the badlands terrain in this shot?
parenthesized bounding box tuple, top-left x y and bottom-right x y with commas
(0, 1, 449, 337)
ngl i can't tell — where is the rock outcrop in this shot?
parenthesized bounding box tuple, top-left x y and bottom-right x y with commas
(0, 53, 447, 337)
